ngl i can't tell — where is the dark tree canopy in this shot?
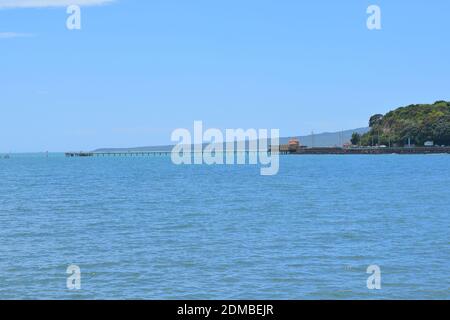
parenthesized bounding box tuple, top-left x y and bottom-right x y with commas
(351, 132, 361, 145)
(360, 101, 450, 146)
(369, 114, 384, 128)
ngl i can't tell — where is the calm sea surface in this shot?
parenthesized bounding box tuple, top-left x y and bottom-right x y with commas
(0, 154, 449, 299)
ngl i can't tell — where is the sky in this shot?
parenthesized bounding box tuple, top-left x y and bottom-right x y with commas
(1, 0, 449, 152)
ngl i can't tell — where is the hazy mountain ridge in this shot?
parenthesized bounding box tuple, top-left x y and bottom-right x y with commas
(92, 127, 369, 152)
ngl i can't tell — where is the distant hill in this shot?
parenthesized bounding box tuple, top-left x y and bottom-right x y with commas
(359, 101, 450, 146)
(92, 127, 369, 152)
(285, 127, 369, 147)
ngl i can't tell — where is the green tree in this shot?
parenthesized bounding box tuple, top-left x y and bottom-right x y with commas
(369, 114, 384, 127)
(351, 132, 361, 145)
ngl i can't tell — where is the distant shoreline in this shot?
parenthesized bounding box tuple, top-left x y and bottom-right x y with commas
(61, 146, 450, 157)
(272, 146, 450, 155)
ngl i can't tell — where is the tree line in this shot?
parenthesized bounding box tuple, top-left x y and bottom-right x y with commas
(351, 101, 450, 147)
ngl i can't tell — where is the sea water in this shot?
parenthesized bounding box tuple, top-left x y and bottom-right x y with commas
(0, 154, 448, 299)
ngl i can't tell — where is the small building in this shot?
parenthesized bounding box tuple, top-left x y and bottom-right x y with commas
(288, 138, 300, 152)
(343, 142, 353, 149)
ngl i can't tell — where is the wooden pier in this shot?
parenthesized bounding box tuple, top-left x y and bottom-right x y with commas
(65, 151, 172, 157)
(66, 146, 450, 158)
(65, 150, 275, 157)
(65, 152, 94, 157)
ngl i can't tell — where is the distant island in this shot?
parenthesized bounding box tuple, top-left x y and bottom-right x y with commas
(351, 101, 450, 147)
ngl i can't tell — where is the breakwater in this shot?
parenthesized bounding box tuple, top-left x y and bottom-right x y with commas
(284, 146, 450, 155)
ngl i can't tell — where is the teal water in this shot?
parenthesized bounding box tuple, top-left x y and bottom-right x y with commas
(0, 154, 449, 299)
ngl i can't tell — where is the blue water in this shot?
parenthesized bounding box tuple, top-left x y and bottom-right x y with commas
(0, 154, 449, 299)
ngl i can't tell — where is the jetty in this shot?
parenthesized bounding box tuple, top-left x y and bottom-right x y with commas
(65, 151, 172, 157)
(66, 146, 450, 157)
(269, 145, 450, 155)
(65, 152, 94, 157)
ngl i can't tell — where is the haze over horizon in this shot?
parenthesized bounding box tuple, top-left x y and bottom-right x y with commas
(1, 0, 449, 152)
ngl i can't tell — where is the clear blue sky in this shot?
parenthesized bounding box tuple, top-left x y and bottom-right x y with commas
(1, 0, 449, 152)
